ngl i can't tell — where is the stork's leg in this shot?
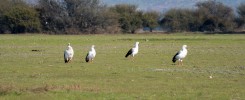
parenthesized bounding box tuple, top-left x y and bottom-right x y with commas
(177, 59, 180, 65)
(132, 56, 135, 62)
(128, 55, 133, 61)
(68, 57, 72, 63)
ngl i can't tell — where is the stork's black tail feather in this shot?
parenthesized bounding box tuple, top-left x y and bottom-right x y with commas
(65, 60, 68, 63)
(172, 52, 179, 63)
(64, 54, 68, 63)
(172, 56, 177, 63)
(85, 53, 89, 62)
(125, 49, 132, 58)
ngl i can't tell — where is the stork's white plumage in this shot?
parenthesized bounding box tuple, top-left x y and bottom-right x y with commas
(125, 42, 139, 58)
(85, 45, 96, 62)
(172, 45, 188, 65)
(64, 43, 74, 63)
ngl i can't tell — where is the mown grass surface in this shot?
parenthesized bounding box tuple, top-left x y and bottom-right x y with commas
(0, 33, 245, 99)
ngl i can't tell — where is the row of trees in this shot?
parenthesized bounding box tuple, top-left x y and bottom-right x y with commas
(161, 1, 245, 32)
(0, 0, 244, 34)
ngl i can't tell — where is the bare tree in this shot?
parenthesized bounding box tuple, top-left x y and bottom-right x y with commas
(37, 0, 119, 34)
(36, 0, 68, 34)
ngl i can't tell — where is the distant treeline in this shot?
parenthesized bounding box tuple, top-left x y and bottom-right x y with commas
(0, 0, 244, 34)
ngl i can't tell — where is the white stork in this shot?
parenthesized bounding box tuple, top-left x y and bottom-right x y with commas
(85, 45, 96, 62)
(172, 45, 188, 65)
(125, 42, 139, 58)
(64, 43, 74, 63)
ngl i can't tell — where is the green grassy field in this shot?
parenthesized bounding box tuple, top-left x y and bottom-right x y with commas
(0, 33, 245, 99)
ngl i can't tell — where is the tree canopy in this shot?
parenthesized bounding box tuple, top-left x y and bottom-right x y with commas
(160, 0, 237, 32)
(237, 3, 245, 28)
(142, 11, 160, 32)
(0, 0, 40, 33)
(110, 4, 143, 33)
(0, 0, 244, 34)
